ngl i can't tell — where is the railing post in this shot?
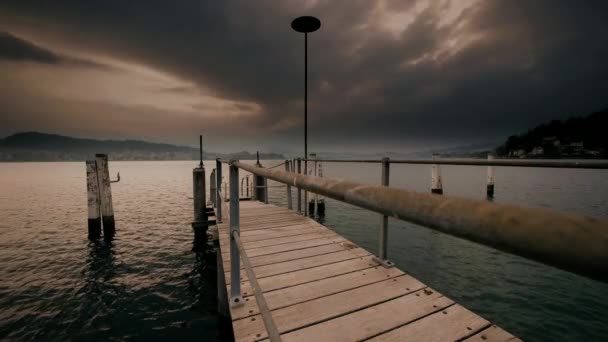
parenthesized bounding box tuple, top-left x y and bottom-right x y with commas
(374, 157, 393, 268)
(431, 153, 443, 194)
(192, 165, 206, 230)
(229, 162, 242, 307)
(487, 153, 495, 198)
(297, 158, 302, 214)
(285, 160, 293, 209)
(210, 169, 216, 208)
(216, 159, 222, 223)
(264, 176, 269, 204)
(246, 175, 251, 198)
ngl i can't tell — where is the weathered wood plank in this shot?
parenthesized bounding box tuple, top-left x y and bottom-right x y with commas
(229, 263, 402, 320)
(223, 243, 354, 270)
(280, 289, 453, 342)
(220, 230, 338, 250)
(368, 304, 491, 342)
(463, 325, 522, 342)
(224, 247, 370, 284)
(222, 235, 346, 258)
(229, 255, 380, 295)
(232, 275, 426, 341)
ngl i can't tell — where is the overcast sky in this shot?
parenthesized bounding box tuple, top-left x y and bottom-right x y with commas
(1, 0, 607, 153)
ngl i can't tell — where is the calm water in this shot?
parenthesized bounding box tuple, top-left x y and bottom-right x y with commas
(1, 160, 607, 341)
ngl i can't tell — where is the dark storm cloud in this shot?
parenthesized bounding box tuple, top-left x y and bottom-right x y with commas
(1, 0, 608, 151)
(0, 31, 110, 69)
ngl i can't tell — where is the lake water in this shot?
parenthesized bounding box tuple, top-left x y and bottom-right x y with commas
(0, 160, 607, 341)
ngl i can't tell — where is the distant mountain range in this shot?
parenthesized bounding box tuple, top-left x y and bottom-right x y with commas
(0, 132, 284, 161)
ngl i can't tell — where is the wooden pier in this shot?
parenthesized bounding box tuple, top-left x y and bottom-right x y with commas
(216, 200, 519, 342)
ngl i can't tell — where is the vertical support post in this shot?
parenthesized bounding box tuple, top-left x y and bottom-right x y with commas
(263, 177, 269, 204)
(374, 157, 393, 267)
(285, 160, 293, 209)
(487, 153, 495, 198)
(297, 158, 302, 214)
(192, 166, 206, 229)
(216, 159, 222, 223)
(217, 251, 229, 317)
(246, 176, 251, 198)
(431, 153, 443, 195)
(210, 169, 216, 208)
(240, 177, 245, 197)
(95, 154, 115, 237)
(86, 160, 101, 239)
(229, 162, 242, 307)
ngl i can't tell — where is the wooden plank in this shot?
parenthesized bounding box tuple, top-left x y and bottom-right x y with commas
(224, 247, 370, 284)
(229, 256, 380, 295)
(221, 225, 328, 242)
(368, 304, 491, 342)
(221, 231, 338, 250)
(223, 243, 353, 270)
(222, 235, 346, 258)
(230, 263, 403, 320)
(280, 289, 453, 342)
(463, 325, 522, 342)
(232, 275, 426, 341)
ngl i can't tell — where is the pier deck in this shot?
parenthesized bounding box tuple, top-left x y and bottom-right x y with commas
(216, 200, 519, 342)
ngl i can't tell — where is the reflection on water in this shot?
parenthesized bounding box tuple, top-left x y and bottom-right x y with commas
(0, 160, 607, 341)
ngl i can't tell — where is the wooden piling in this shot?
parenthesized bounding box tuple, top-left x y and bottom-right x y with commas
(210, 169, 217, 207)
(487, 153, 495, 198)
(95, 154, 115, 237)
(431, 153, 443, 195)
(192, 166, 207, 229)
(86, 160, 101, 239)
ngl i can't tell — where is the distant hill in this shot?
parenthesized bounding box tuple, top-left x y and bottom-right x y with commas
(0, 132, 284, 161)
(495, 109, 607, 158)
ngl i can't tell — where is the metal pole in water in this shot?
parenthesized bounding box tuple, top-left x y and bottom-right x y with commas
(375, 157, 393, 267)
(95, 154, 115, 237)
(487, 153, 495, 198)
(285, 160, 293, 209)
(86, 160, 101, 238)
(229, 162, 243, 307)
(431, 153, 443, 195)
(216, 159, 222, 223)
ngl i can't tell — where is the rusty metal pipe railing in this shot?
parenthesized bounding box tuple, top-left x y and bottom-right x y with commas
(232, 161, 608, 283)
(302, 158, 608, 169)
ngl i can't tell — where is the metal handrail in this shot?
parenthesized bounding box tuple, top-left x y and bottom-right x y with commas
(302, 158, 608, 169)
(233, 231, 282, 341)
(232, 160, 608, 283)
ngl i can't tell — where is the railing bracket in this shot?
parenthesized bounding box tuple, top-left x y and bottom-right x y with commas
(373, 256, 394, 268)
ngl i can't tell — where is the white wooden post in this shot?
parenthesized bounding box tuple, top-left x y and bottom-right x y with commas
(431, 153, 443, 194)
(487, 153, 495, 198)
(95, 154, 115, 237)
(86, 160, 101, 238)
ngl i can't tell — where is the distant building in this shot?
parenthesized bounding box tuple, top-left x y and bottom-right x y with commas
(530, 147, 544, 155)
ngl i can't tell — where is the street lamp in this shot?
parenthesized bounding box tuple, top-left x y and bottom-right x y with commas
(291, 15, 321, 216)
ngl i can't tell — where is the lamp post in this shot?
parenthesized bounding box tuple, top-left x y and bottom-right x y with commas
(291, 15, 321, 216)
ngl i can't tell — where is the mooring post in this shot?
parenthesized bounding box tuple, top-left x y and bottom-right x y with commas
(192, 165, 206, 229)
(487, 153, 495, 198)
(253, 157, 267, 203)
(86, 160, 101, 239)
(95, 154, 115, 237)
(210, 169, 216, 207)
(374, 157, 393, 267)
(216, 159, 222, 223)
(431, 153, 443, 195)
(229, 162, 243, 307)
(297, 158, 302, 214)
(285, 160, 293, 209)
